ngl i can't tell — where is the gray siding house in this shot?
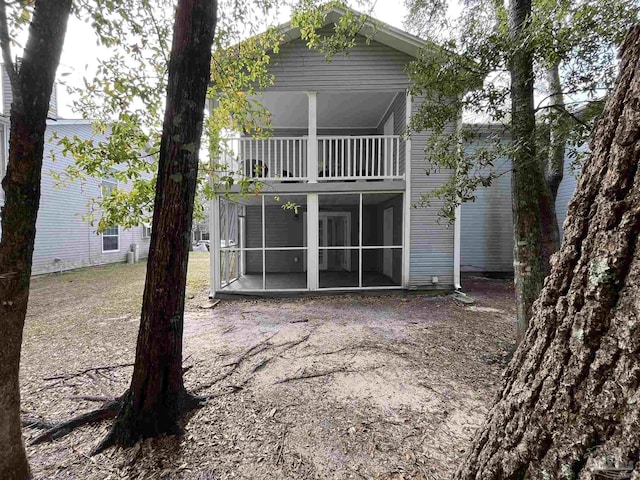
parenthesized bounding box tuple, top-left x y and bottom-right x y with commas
(208, 8, 582, 296)
(0, 80, 150, 275)
(459, 131, 581, 276)
(209, 9, 460, 296)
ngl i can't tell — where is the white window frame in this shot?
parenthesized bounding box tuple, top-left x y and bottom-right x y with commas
(102, 225, 120, 253)
(101, 177, 117, 198)
(142, 224, 152, 239)
(101, 173, 120, 252)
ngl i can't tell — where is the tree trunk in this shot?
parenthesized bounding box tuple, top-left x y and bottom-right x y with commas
(537, 62, 564, 273)
(0, 2, 71, 478)
(509, 0, 547, 343)
(454, 25, 640, 479)
(95, 0, 217, 451)
(545, 62, 565, 201)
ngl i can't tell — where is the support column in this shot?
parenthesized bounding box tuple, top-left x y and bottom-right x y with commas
(210, 193, 220, 298)
(208, 96, 221, 298)
(454, 204, 462, 290)
(402, 91, 412, 288)
(307, 91, 318, 183)
(307, 193, 319, 290)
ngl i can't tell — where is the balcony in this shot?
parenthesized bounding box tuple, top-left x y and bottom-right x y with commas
(217, 135, 404, 183)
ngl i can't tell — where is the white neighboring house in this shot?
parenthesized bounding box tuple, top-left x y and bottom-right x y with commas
(0, 75, 151, 275)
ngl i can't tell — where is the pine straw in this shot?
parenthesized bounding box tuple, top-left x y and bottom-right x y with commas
(21, 261, 515, 480)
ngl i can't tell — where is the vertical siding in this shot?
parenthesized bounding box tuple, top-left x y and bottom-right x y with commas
(29, 122, 151, 275)
(267, 33, 413, 92)
(409, 97, 456, 288)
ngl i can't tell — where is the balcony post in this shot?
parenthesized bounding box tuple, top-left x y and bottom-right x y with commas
(307, 91, 318, 183)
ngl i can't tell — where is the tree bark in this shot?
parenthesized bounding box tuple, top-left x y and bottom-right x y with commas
(454, 24, 640, 479)
(0, 2, 71, 478)
(95, 0, 217, 451)
(509, 0, 547, 343)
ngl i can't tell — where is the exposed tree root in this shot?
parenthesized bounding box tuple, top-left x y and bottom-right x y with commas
(28, 332, 315, 453)
(193, 331, 312, 394)
(275, 367, 358, 384)
(66, 395, 115, 402)
(91, 389, 203, 456)
(43, 363, 134, 382)
(22, 416, 56, 430)
(275, 365, 384, 384)
(30, 396, 123, 445)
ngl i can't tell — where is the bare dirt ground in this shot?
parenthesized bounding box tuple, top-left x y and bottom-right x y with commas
(21, 255, 516, 480)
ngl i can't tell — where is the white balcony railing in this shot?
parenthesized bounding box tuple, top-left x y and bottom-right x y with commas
(218, 137, 308, 182)
(318, 135, 402, 180)
(217, 135, 403, 183)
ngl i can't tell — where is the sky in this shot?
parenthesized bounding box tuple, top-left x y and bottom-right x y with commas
(55, 1, 411, 118)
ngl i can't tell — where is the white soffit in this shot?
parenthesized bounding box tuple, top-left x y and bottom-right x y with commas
(259, 91, 398, 129)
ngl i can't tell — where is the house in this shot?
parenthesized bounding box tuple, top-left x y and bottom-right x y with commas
(458, 127, 582, 277)
(206, 8, 582, 297)
(208, 8, 461, 296)
(0, 73, 151, 275)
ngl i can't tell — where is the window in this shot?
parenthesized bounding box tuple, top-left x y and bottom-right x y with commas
(102, 177, 117, 198)
(102, 226, 119, 252)
(142, 223, 152, 239)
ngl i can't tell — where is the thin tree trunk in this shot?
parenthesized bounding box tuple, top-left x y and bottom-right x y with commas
(545, 62, 565, 201)
(537, 62, 564, 272)
(454, 24, 640, 479)
(95, 0, 217, 451)
(0, 2, 71, 478)
(509, 0, 546, 343)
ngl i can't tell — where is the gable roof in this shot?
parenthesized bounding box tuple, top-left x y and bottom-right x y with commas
(276, 6, 433, 58)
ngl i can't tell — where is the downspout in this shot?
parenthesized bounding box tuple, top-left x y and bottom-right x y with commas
(453, 105, 462, 291)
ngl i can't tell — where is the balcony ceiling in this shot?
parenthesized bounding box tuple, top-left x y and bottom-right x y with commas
(256, 91, 399, 129)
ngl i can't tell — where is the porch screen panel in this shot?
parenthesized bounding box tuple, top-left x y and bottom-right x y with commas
(318, 194, 360, 289)
(219, 196, 263, 291)
(261, 194, 308, 290)
(361, 193, 403, 288)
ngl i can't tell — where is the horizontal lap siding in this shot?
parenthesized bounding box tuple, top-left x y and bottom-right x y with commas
(460, 143, 513, 273)
(459, 137, 585, 273)
(30, 123, 151, 275)
(377, 92, 407, 176)
(267, 34, 413, 91)
(409, 101, 455, 288)
(555, 146, 583, 237)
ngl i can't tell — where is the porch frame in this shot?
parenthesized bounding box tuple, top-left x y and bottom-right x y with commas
(209, 188, 406, 297)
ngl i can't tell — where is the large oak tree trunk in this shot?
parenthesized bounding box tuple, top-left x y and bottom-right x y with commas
(454, 25, 640, 479)
(96, 0, 217, 450)
(0, 2, 71, 478)
(509, 0, 547, 343)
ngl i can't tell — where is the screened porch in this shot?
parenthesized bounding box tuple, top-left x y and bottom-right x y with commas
(214, 192, 404, 293)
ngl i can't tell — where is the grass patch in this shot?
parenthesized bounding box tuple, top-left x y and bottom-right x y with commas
(27, 252, 211, 327)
